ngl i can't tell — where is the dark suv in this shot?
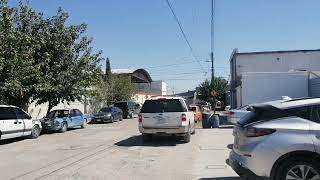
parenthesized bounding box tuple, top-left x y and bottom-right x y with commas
(114, 101, 139, 119)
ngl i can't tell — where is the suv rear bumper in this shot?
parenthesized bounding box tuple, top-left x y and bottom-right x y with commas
(139, 125, 188, 135)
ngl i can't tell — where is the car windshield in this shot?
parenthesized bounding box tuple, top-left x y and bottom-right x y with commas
(47, 110, 69, 118)
(114, 102, 127, 109)
(100, 107, 113, 113)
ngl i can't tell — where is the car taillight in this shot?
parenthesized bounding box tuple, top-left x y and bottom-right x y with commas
(138, 114, 142, 123)
(245, 127, 276, 137)
(181, 113, 187, 122)
(228, 111, 235, 116)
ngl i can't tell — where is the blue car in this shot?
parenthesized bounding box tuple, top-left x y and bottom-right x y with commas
(40, 109, 87, 133)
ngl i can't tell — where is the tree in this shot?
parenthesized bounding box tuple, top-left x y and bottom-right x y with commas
(0, 1, 45, 110)
(197, 77, 229, 103)
(33, 8, 103, 113)
(0, 1, 103, 112)
(89, 74, 136, 112)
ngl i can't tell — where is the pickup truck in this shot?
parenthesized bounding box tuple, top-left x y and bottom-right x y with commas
(138, 96, 195, 143)
(0, 105, 42, 140)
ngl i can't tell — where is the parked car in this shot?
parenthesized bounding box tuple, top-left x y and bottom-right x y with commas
(190, 105, 202, 122)
(229, 97, 320, 180)
(0, 105, 42, 140)
(138, 96, 195, 143)
(114, 101, 138, 119)
(92, 107, 123, 123)
(227, 99, 288, 124)
(41, 109, 87, 133)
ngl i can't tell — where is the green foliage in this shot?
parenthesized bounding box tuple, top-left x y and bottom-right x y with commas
(0, 1, 103, 111)
(89, 74, 136, 112)
(197, 77, 229, 102)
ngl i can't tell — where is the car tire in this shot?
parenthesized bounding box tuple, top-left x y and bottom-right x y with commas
(182, 128, 191, 143)
(81, 120, 87, 129)
(274, 156, 320, 180)
(110, 116, 114, 123)
(30, 125, 41, 139)
(129, 113, 133, 119)
(59, 122, 67, 133)
(119, 116, 123, 121)
(142, 133, 152, 142)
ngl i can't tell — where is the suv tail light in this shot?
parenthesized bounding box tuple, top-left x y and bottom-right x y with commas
(138, 114, 142, 123)
(181, 113, 187, 122)
(245, 127, 276, 137)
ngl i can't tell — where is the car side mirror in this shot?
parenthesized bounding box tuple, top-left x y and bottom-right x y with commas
(27, 115, 32, 120)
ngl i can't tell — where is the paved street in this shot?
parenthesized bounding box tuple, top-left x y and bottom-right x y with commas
(0, 118, 240, 180)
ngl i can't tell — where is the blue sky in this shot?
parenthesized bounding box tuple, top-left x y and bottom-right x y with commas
(10, 0, 320, 93)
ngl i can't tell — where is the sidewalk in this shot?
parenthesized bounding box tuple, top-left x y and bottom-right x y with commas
(192, 128, 241, 180)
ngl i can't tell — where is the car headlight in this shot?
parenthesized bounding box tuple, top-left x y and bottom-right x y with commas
(105, 114, 111, 117)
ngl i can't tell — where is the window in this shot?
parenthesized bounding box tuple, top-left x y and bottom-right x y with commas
(100, 107, 113, 113)
(75, 109, 83, 116)
(141, 99, 185, 113)
(0, 107, 17, 120)
(239, 105, 289, 126)
(285, 106, 312, 120)
(15, 108, 29, 119)
(310, 105, 320, 123)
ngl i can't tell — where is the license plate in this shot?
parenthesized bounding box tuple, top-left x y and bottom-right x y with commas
(157, 117, 165, 124)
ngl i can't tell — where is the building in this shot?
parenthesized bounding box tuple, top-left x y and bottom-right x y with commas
(230, 49, 320, 108)
(28, 68, 165, 118)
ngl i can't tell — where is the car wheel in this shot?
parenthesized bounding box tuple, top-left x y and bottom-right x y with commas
(275, 157, 320, 180)
(129, 113, 133, 119)
(59, 122, 67, 133)
(30, 125, 40, 139)
(119, 116, 123, 121)
(182, 127, 191, 143)
(142, 133, 152, 142)
(81, 120, 87, 128)
(110, 116, 114, 123)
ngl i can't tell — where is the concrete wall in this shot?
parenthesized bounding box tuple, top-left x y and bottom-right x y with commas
(235, 51, 320, 80)
(28, 100, 87, 120)
(310, 77, 320, 98)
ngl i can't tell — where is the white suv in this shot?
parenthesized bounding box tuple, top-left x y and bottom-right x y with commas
(229, 98, 320, 180)
(0, 105, 42, 140)
(138, 96, 195, 143)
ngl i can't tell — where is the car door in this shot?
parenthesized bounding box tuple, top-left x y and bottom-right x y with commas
(75, 109, 84, 125)
(0, 107, 24, 140)
(309, 105, 320, 153)
(68, 110, 77, 127)
(114, 107, 121, 120)
(14, 107, 32, 136)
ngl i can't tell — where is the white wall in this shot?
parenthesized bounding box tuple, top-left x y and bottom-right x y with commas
(241, 72, 309, 107)
(28, 100, 86, 120)
(236, 51, 320, 78)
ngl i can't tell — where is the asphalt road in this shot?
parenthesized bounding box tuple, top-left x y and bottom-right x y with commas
(0, 118, 241, 180)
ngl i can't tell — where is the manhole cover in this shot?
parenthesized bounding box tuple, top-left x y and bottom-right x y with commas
(206, 165, 227, 169)
(199, 146, 226, 150)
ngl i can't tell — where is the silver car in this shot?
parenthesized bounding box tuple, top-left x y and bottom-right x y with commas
(229, 98, 320, 180)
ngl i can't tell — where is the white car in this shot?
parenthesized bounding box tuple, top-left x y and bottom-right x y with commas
(0, 105, 42, 140)
(138, 96, 195, 143)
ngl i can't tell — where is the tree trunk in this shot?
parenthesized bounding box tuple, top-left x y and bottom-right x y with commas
(47, 101, 54, 115)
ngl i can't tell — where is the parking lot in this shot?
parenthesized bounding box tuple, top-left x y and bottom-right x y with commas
(0, 118, 239, 180)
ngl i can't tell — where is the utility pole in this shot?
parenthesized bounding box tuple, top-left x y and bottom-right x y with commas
(210, 0, 216, 114)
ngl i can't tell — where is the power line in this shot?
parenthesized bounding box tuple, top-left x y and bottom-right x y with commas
(164, 0, 205, 71)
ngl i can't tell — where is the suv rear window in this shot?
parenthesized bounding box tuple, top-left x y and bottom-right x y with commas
(238, 105, 288, 126)
(141, 99, 186, 113)
(114, 102, 127, 109)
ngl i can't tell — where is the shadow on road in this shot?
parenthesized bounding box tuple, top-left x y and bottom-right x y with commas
(0, 137, 25, 145)
(115, 135, 185, 147)
(199, 177, 243, 180)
